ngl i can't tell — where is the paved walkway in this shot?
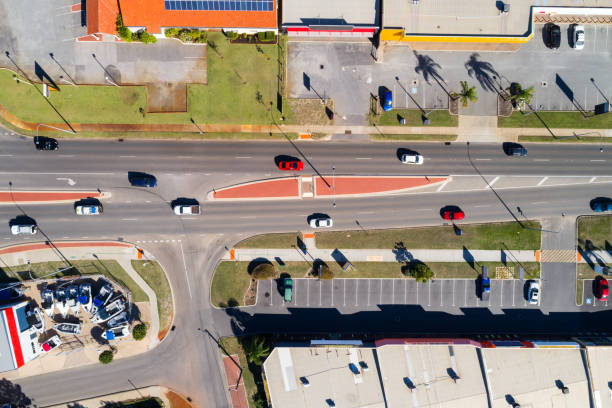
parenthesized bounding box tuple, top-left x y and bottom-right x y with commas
(223, 355, 249, 408)
(46, 386, 172, 408)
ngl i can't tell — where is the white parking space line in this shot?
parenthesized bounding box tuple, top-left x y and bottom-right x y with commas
(464, 280, 467, 306)
(343, 280, 346, 306)
(355, 280, 358, 307)
(379, 280, 383, 305)
(294, 280, 298, 306)
(537, 176, 548, 186)
(404, 279, 408, 304)
(428, 280, 431, 307)
(367, 280, 371, 306)
(452, 280, 455, 307)
(270, 281, 273, 306)
(119, 155, 136, 158)
(392, 280, 395, 304)
(330, 281, 334, 306)
(358, 211, 374, 215)
(531, 201, 548, 205)
(319, 280, 322, 306)
(307, 280, 310, 306)
(512, 281, 516, 306)
(440, 280, 443, 306)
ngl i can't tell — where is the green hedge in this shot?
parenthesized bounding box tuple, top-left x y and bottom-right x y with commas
(133, 323, 147, 341)
(99, 350, 114, 364)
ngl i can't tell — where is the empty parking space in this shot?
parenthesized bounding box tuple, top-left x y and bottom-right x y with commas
(257, 278, 542, 311)
(580, 279, 611, 309)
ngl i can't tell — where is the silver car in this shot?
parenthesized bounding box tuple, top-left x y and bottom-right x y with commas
(10, 224, 37, 235)
(401, 154, 424, 165)
(572, 25, 584, 50)
(527, 281, 540, 304)
(309, 216, 333, 228)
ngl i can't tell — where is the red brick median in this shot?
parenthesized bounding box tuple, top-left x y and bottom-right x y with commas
(0, 190, 106, 204)
(315, 176, 447, 196)
(0, 241, 131, 255)
(213, 178, 299, 200)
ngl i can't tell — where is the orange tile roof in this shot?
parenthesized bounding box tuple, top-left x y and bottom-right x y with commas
(87, 0, 119, 35)
(119, 0, 277, 33)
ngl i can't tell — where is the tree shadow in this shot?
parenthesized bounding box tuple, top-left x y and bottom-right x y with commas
(392, 241, 413, 263)
(464, 53, 499, 93)
(414, 51, 444, 85)
(247, 258, 272, 275)
(0, 378, 34, 407)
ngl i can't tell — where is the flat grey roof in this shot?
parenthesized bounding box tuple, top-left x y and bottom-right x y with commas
(586, 346, 612, 408)
(0, 311, 17, 373)
(282, 0, 378, 26)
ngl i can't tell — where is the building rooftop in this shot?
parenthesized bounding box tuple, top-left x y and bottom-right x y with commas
(282, 0, 379, 27)
(263, 346, 386, 408)
(483, 347, 589, 408)
(586, 346, 612, 408)
(87, 0, 119, 36)
(119, 0, 277, 34)
(377, 342, 488, 408)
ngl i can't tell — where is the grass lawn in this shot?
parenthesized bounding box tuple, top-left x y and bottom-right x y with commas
(315, 221, 541, 250)
(577, 215, 612, 249)
(499, 111, 612, 129)
(212, 260, 540, 307)
(369, 109, 458, 127)
(519, 135, 612, 143)
(131, 260, 173, 335)
(219, 337, 263, 408)
(370, 133, 457, 141)
(0, 260, 147, 302)
(0, 34, 287, 126)
(236, 232, 302, 248)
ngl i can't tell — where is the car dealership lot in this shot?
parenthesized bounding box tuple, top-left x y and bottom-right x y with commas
(256, 277, 542, 312)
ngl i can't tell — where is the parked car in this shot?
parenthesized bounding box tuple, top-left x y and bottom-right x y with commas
(75, 204, 103, 215)
(309, 215, 333, 228)
(545, 23, 561, 49)
(382, 90, 392, 112)
(128, 173, 157, 187)
(278, 160, 303, 171)
(34, 136, 58, 151)
(572, 24, 585, 50)
(442, 209, 465, 221)
(527, 281, 540, 304)
(10, 223, 37, 235)
(401, 153, 424, 165)
(592, 198, 612, 213)
(283, 278, 293, 302)
(480, 266, 490, 301)
(595, 278, 609, 300)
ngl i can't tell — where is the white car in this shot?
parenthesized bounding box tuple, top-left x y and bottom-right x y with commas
(173, 204, 201, 215)
(10, 224, 37, 235)
(75, 205, 102, 215)
(309, 216, 333, 228)
(401, 154, 424, 165)
(527, 281, 540, 304)
(572, 25, 584, 50)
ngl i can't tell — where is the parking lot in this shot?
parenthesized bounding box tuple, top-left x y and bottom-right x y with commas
(580, 279, 611, 309)
(256, 278, 541, 311)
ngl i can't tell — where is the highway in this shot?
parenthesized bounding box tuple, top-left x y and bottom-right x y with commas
(2, 131, 612, 407)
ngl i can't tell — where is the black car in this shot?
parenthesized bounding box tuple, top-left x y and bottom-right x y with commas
(34, 136, 58, 151)
(545, 23, 561, 49)
(503, 143, 528, 157)
(128, 172, 157, 187)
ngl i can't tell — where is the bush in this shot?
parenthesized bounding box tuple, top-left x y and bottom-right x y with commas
(135, 30, 156, 44)
(115, 13, 133, 42)
(405, 262, 434, 282)
(318, 265, 334, 280)
(99, 350, 114, 364)
(252, 263, 275, 280)
(132, 323, 147, 340)
(257, 31, 275, 42)
(165, 27, 180, 37)
(225, 31, 239, 40)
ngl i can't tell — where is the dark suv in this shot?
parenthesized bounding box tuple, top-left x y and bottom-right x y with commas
(545, 23, 561, 49)
(34, 136, 58, 151)
(128, 172, 157, 187)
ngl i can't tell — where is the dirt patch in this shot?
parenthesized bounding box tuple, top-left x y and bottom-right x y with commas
(157, 311, 173, 341)
(119, 87, 140, 106)
(244, 279, 257, 306)
(288, 98, 334, 125)
(146, 82, 187, 113)
(165, 390, 192, 408)
(498, 94, 513, 117)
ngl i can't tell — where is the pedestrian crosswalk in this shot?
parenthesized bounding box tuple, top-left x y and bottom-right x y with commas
(540, 250, 577, 263)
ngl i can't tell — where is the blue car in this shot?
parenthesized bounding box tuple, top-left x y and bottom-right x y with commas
(128, 173, 157, 187)
(382, 90, 392, 111)
(593, 200, 612, 213)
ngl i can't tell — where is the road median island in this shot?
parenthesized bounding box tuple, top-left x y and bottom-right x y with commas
(211, 260, 540, 307)
(499, 111, 612, 129)
(0, 190, 109, 204)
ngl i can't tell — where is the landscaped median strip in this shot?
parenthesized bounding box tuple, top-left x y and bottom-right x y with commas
(0, 190, 109, 204)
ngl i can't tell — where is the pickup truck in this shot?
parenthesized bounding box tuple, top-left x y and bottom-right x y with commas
(173, 204, 201, 215)
(284, 278, 293, 302)
(480, 266, 490, 301)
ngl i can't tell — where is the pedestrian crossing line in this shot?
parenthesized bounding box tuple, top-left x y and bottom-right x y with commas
(135, 239, 177, 244)
(540, 249, 577, 263)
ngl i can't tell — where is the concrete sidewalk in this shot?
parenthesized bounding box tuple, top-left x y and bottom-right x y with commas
(229, 248, 538, 263)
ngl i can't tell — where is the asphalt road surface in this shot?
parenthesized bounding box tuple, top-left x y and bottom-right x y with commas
(2, 131, 612, 406)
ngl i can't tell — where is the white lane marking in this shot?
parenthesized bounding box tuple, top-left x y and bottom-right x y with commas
(178, 240, 193, 299)
(533, 159, 550, 162)
(0, 172, 114, 175)
(531, 201, 548, 205)
(224, 173, 232, 176)
(589, 177, 597, 183)
(182, 217, 197, 220)
(235, 156, 252, 159)
(487, 176, 500, 188)
(184, 173, 192, 176)
(590, 159, 606, 162)
(178, 156, 193, 158)
(416, 208, 432, 212)
(145, 200, 151, 203)
(537, 176, 549, 186)
(436, 179, 450, 192)
(355, 157, 372, 160)
(474, 204, 490, 208)
(475, 158, 492, 161)
(239, 216, 256, 219)
(0, 154, 13, 157)
(204, 173, 211, 176)
(358, 211, 374, 214)
(58, 155, 74, 158)
(121, 218, 137, 221)
(120, 155, 136, 158)
(56, 177, 76, 186)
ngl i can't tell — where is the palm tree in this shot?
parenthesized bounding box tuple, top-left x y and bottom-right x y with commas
(509, 83, 535, 110)
(242, 336, 270, 366)
(458, 81, 478, 108)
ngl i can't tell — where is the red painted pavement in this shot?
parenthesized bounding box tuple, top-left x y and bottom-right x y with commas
(3, 308, 24, 367)
(223, 355, 248, 408)
(0, 191, 102, 203)
(0, 241, 131, 255)
(70, 2, 82, 11)
(214, 178, 299, 199)
(315, 176, 447, 196)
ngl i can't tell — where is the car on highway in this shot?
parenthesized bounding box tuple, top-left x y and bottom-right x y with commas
(10, 223, 37, 235)
(283, 278, 293, 302)
(442, 209, 465, 221)
(128, 173, 157, 187)
(173, 203, 201, 215)
(309, 215, 333, 228)
(591, 197, 612, 213)
(571, 24, 585, 50)
(382, 90, 392, 111)
(527, 281, 540, 304)
(34, 136, 59, 151)
(595, 277, 609, 300)
(75, 204, 103, 215)
(278, 160, 303, 171)
(401, 153, 424, 165)
(545, 23, 561, 49)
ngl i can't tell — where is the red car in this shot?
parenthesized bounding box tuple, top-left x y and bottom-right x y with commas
(596, 278, 609, 300)
(279, 160, 303, 171)
(442, 210, 465, 221)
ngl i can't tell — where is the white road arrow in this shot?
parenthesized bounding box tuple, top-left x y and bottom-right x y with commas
(56, 177, 76, 186)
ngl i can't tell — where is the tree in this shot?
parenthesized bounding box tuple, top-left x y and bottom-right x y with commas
(508, 83, 535, 110)
(132, 323, 147, 340)
(99, 350, 114, 364)
(458, 81, 478, 108)
(405, 262, 434, 282)
(242, 336, 270, 366)
(252, 263, 275, 280)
